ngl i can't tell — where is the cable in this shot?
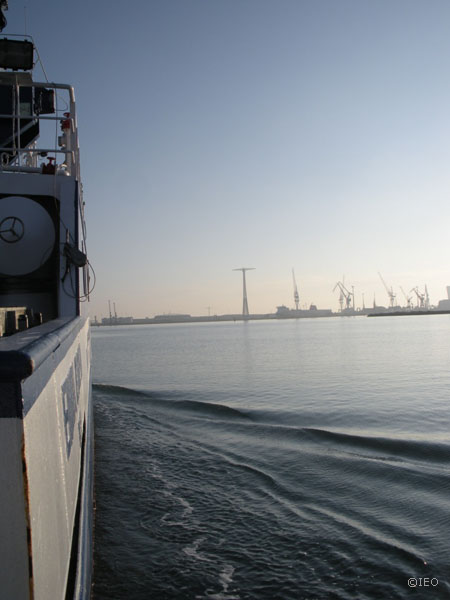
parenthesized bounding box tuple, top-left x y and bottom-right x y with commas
(32, 39, 49, 83)
(61, 259, 96, 301)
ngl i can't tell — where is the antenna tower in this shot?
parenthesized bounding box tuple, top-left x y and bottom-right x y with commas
(233, 268, 255, 317)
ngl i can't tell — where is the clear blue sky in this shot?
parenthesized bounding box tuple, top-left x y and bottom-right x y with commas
(8, 1, 450, 316)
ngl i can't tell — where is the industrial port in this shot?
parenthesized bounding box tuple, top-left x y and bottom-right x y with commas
(94, 270, 450, 326)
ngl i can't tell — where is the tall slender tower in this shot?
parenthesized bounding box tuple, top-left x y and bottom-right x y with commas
(233, 268, 255, 316)
(292, 269, 299, 311)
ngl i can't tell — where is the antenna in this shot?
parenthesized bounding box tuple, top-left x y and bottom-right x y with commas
(233, 267, 255, 317)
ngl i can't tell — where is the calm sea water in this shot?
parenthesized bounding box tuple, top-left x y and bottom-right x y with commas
(91, 316, 450, 599)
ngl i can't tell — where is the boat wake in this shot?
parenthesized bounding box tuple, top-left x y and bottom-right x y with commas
(92, 383, 450, 599)
(93, 383, 450, 467)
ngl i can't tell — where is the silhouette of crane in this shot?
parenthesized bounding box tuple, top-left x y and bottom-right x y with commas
(378, 272, 396, 308)
(400, 286, 413, 310)
(410, 286, 429, 309)
(333, 281, 353, 310)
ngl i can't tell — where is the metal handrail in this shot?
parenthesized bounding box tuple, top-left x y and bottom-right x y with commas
(0, 114, 64, 120)
(0, 147, 74, 154)
(0, 79, 80, 178)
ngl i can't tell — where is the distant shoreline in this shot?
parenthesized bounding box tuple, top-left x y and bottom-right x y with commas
(368, 310, 450, 317)
(93, 313, 331, 326)
(92, 308, 450, 326)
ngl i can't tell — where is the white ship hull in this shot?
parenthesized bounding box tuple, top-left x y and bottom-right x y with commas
(0, 316, 92, 599)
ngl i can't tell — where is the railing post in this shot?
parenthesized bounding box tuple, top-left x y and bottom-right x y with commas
(0, 81, 79, 178)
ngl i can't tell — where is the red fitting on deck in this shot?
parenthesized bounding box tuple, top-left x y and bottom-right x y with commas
(61, 112, 71, 130)
(42, 157, 56, 175)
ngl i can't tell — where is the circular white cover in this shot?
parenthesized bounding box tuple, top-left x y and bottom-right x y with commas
(0, 195, 56, 276)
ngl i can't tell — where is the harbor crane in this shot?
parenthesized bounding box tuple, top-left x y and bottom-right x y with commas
(410, 286, 430, 309)
(378, 272, 396, 308)
(400, 287, 413, 310)
(333, 281, 354, 311)
(292, 268, 300, 310)
(410, 287, 425, 308)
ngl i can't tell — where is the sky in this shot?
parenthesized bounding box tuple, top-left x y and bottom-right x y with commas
(7, 1, 450, 317)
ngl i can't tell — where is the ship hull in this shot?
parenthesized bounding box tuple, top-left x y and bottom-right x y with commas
(0, 316, 92, 599)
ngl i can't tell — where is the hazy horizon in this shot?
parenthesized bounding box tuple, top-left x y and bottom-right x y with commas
(96, 270, 449, 320)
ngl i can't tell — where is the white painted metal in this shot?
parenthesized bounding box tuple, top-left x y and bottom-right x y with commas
(0, 195, 56, 275)
(0, 173, 79, 318)
(24, 320, 90, 600)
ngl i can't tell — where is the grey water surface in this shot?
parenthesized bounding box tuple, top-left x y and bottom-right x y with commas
(92, 316, 450, 599)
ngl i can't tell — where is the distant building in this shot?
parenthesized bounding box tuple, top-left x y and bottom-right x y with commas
(101, 316, 133, 325)
(154, 314, 192, 322)
(437, 300, 450, 310)
(276, 305, 333, 318)
(437, 286, 450, 310)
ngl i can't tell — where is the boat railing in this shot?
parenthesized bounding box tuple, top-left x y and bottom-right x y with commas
(0, 80, 80, 179)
